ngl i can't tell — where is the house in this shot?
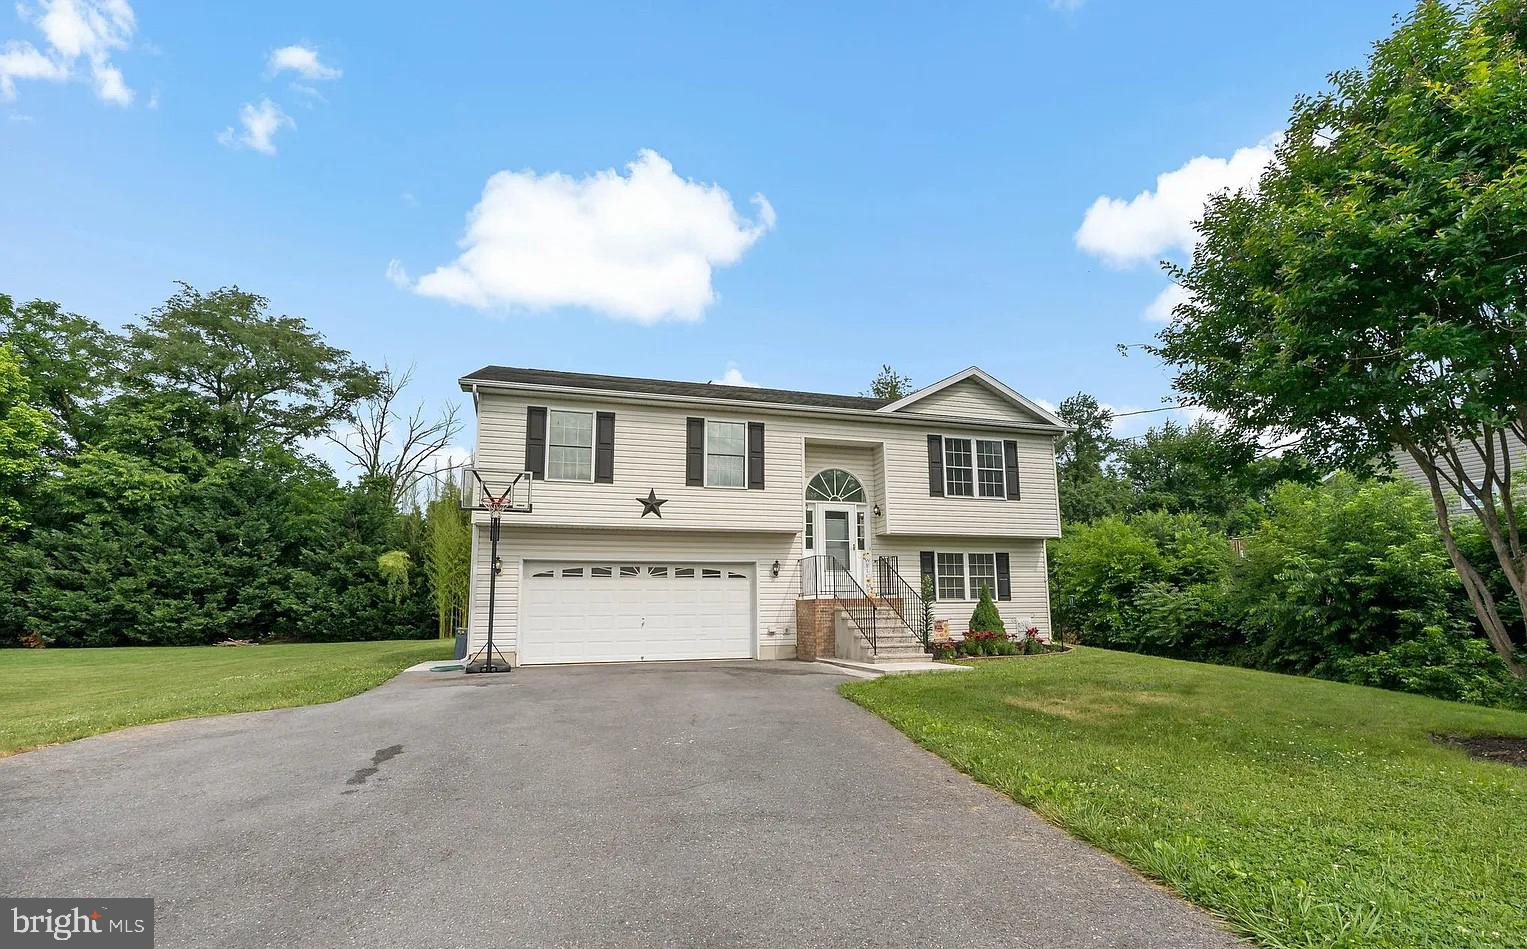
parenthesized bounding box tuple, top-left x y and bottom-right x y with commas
(457, 365, 1068, 666)
(1390, 429, 1527, 511)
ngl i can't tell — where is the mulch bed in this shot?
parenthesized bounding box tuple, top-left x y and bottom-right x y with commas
(942, 646, 1074, 663)
(1437, 735, 1527, 768)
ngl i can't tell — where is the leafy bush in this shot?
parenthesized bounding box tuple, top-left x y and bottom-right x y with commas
(968, 584, 1006, 635)
(1050, 516, 1163, 646)
(919, 572, 936, 645)
(1231, 475, 1473, 675)
(1336, 627, 1527, 709)
(1049, 474, 1526, 709)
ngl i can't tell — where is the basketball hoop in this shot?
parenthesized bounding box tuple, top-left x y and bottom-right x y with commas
(460, 466, 533, 675)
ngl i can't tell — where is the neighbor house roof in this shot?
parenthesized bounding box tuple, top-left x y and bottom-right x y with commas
(460, 366, 893, 411)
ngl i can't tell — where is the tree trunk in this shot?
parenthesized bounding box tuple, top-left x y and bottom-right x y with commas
(1410, 449, 1526, 677)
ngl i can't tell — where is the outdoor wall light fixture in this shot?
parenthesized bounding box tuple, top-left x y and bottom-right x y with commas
(771, 560, 781, 578)
(873, 504, 882, 517)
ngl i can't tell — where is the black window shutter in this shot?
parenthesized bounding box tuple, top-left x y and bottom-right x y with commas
(1003, 439, 1021, 500)
(927, 435, 944, 497)
(919, 550, 935, 586)
(525, 406, 547, 480)
(747, 422, 765, 489)
(995, 552, 1012, 601)
(594, 412, 615, 484)
(685, 417, 705, 486)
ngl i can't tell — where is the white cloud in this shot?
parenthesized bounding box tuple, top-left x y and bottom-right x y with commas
(1076, 139, 1275, 267)
(385, 258, 411, 288)
(404, 149, 776, 323)
(90, 57, 127, 103)
(266, 44, 340, 81)
(287, 81, 326, 105)
(0, 41, 66, 99)
(1048, 0, 1086, 9)
(217, 98, 292, 155)
(1, 0, 135, 104)
(1144, 283, 1191, 323)
(710, 363, 758, 387)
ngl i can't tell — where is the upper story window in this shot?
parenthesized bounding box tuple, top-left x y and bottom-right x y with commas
(944, 436, 1005, 499)
(547, 410, 594, 481)
(706, 420, 747, 487)
(805, 469, 866, 503)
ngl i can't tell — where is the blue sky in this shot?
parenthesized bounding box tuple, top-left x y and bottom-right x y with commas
(2, 0, 1407, 453)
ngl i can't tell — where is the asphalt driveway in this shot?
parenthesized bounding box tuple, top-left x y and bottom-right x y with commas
(0, 662, 1240, 948)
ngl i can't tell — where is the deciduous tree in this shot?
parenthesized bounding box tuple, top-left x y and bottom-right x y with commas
(1150, 0, 1527, 673)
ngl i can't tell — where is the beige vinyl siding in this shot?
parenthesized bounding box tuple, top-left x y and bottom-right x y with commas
(881, 430, 1061, 538)
(473, 392, 799, 532)
(473, 390, 1060, 539)
(876, 538, 1052, 639)
(468, 528, 1053, 658)
(466, 527, 800, 660)
(1389, 431, 1527, 502)
(898, 378, 1050, 425)
(803, 442, 881, 511)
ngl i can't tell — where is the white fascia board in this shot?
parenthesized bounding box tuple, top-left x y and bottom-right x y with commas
(457, 376, 1068, 436)
(878, 366, 1072, 431)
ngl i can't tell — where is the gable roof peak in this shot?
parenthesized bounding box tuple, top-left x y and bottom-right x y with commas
(879, 366, 1068, 429)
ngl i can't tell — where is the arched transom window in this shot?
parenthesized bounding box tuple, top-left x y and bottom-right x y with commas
(806, 469, 865, 503)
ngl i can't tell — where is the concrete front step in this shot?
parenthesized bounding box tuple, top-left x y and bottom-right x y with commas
(868, 639, 927, 652)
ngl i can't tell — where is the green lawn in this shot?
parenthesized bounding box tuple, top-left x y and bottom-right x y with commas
(842, 648, 1527, 949)
(0, 640, 452, 757)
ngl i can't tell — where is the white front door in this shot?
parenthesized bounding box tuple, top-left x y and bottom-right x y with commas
(816, 504, 867, 587)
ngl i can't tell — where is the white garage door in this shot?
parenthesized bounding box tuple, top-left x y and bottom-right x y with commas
(520, 562, 755, 664)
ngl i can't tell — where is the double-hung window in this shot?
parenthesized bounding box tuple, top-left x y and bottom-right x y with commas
(968, 553, 997, 600)
(943, 436, 1006, 499)
(944, 438, 974, 497)
(976, 441, 1006, 498)
(546, 410, 594, 481)
(936, 552, 967, 600)
(706, 420, 747, 487)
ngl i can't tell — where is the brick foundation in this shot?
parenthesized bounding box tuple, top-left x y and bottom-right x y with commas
(794, 599, 838, 660)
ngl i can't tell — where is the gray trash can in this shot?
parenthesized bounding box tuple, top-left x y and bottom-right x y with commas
(453, 630, 468, 660)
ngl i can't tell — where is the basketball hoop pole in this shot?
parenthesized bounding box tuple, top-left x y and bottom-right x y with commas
(464, 471, 518, 675)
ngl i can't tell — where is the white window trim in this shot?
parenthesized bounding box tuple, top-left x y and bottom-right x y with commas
(934, 551, 968, 601)
(544, 407, 596, 483)
(702, 418, 750, 489)
(941, 433, 1007, 501)
(933, 551, 1005, 602)
(967, 552, 998, 600)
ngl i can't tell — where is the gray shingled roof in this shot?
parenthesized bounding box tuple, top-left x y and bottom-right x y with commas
(460, 365, 891, 411)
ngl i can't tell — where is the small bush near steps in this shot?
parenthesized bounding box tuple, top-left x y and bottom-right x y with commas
(932, 626, 1061, 661)
(968, 586, 1006, 636)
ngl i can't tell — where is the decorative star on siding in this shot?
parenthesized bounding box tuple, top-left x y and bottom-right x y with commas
(636, 489, 668, 518)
